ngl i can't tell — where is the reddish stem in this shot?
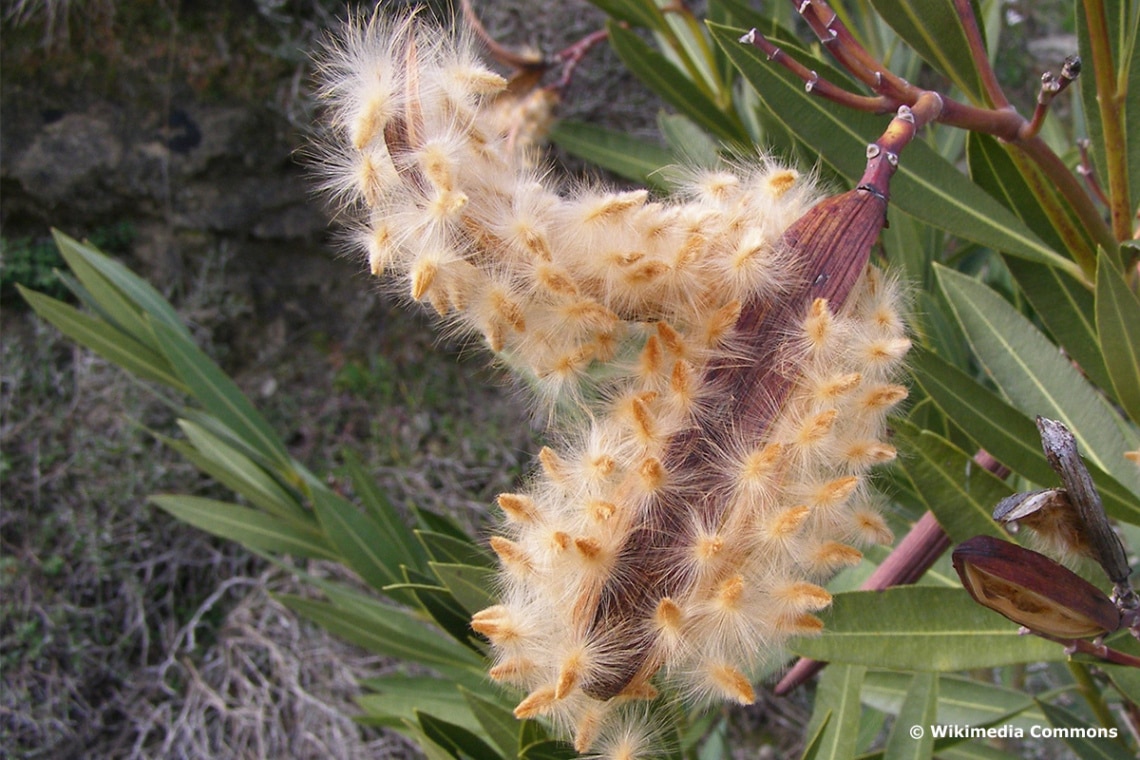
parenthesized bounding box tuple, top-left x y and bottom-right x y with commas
(739, 29, 899, 114)
(549, 28, 610, 92)
(952, 0, 1009, 108)
(460, 0, 546, 72)
(796, 0, 912, 100)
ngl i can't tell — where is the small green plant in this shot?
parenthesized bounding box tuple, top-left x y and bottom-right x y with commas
(2, 235, 69, 301)
(2, 223, 133, 304)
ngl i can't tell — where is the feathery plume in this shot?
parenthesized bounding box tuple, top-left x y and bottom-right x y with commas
(314, 8, 910, 754)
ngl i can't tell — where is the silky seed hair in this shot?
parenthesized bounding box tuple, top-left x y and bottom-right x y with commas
(315, 9, 909, 758)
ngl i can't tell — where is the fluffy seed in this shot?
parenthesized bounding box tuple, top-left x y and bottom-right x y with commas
(497, 493, 539, 523)
(514, 685, 558, 718)
(708, 663, 756, 705)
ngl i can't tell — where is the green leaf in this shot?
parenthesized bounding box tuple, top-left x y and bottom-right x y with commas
(891, 417, 1011, 544)
(51, 229, 191, 340)
(966, 131, 1094, 269)
(519, 740, 577, 760)
(18, 286, 186, 391)
(1096, 252, 1140, 423)
(608, 21, 747, 145)
(658, 112, 720, 168)
(341, 450, 427, 573)
(935, 743, 1025, 760)
(394, 723, 457, 760)
(805, 664, 866, 760)
(882, 672, 936, 760)
(397, 567, 477, 651)
(910, 349, 1140, 524)
(1004, 256, 1113, 393)
(149, 495, 335, 559)
(313, 487, 408, 593)
(418, 530, 495, 568)
(355, 675, 479, 734)
(278, 594, 486, 679)
(1036, 700, 1136, 760)
(1077, 0, 1139, 210)
(548, 120, 673, 191)
(585, 0, 663, 30)
(936, 264, 1140, 496)
(431, 563, 496, 615)
(709, 24, 1083, 279)
(800, 711, 832, 760)
(1126, 1, 1140, 209)
(275, 564, 481, 670)
(53, 234, 156, 345)
(1097, 632, 1140, 706)
(709, 0, 773, 31)
(791, 587, 1068, 670)
(175, 419, 306, 522)
(150, 318, 291, 469)
(965, 133, 1109, 383)
(861, 672, 1043, 730)
(882, 208, 935, 292)
(415, 506, 477, 542)
(418, 711, 503, 760)
(460, 687, 519, 758)
(868, 0, 986, 101)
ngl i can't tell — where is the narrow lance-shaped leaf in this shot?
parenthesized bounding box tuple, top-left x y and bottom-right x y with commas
(176, 418, 308, 523)
(312, 487, 410, 593)
(549, 120, 672, 191)
(868, 0, 987, 102)
(608, 21, 748, 145)
(936, 264, 1140, 495)
(416, 710, 503, 760)
(658, 112, 720, 168)
(278, 594, 487, 681)
(150, 317, 292, 470)
(51, 229, 192, 340)
(430, 563, 496, 615)
(460, 686, 520, 758)
(18, 286, 186, 391)
(341, 449, 427, 573)
(53, 234, 157, 346)
(417, 530, 495, 568)
(804, 664, 866, 760)
(1036, 700, 1137, 760)
(1096, 251, 1140, 424)
(966, 132, 1108, 386)
(585, 0, 664, 31)
(891, 417, 1011, 544)
(861, 672, 1044, 731)
(883, 672, 937, 760)
(394, 566, 477, 651)
(791, 587, 1067, 670)
(709, 23, 1084, 279)
(149, 495, 336, 559)
(909, 348, 1140, 524)
(354, 675, 481, 735)
(1004, 256, 1113, 394)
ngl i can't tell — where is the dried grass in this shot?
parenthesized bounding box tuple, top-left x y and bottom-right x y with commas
(116, 568, 413, 760)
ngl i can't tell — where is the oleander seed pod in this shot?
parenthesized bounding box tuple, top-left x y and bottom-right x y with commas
(314, 9, 909, 758)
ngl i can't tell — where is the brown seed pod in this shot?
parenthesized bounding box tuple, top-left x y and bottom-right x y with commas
(953, 535, 1121, 639)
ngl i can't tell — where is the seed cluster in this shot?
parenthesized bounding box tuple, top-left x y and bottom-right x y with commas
(315, 11, 909, 758)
